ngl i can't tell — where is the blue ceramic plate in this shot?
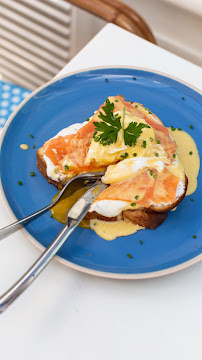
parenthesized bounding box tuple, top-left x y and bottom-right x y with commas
(0, 67, 201, 279)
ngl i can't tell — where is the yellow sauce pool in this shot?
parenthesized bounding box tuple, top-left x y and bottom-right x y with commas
(170, 129, 200, 195)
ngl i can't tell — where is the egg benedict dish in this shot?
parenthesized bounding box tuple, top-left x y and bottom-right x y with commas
(37, 95, 188, 240)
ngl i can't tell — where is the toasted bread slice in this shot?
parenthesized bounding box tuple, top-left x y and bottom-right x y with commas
(37, 95, 187, 230)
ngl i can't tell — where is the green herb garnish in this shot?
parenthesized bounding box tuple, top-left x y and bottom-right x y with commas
(150, 170, 154, 176)
(135, 195, 139, 200)
(193, 235, 196, 239)
(150, 137, 154, 142)
(127, 253, 133, 258)
(86, 118, 90, 122)
(173, 154, 176, 158)
(178, 128, 181, 131)
(189, 151, 193, 155)
(155, 153, 159, 157)
(141, 140, 147, 148)
(93, 99, 150, 146)
(133, 153, 137, 157)
(32, 145, 35, 149)
(64, 165, 69, 170)
(171, 127, 176, 131)
(189, 125, 193, 129)
(115, 99, 119, 102)
(135, 105, 139, 108)
(18, 181, 22, 186)
(30, 134, 33, 138)
(156, 139, 161, 144)
(153, 174, 157, 179)
(133, 76, 136, 80)
(30, 172, 35, 176)
(139, 240, 143, 245)
(181, 97, 184, 100)
(131, 202, 136, 206)
(120, 152, 129, 160)
(190, 198, 194, 202)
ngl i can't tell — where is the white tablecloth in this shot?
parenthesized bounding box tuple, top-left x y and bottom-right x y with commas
(0, 24, 201, 360)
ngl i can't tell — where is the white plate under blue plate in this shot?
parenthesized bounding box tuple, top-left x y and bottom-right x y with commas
(0, 67, 201, 279)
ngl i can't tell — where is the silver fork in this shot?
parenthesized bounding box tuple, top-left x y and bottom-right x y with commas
(0, 171, 105, 240)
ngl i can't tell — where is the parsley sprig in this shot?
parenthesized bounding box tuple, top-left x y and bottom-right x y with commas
(93, 99, 150, 147)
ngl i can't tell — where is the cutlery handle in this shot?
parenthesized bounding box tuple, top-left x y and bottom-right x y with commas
(0, 219, 77, 313)
(0, 203, 52, 239)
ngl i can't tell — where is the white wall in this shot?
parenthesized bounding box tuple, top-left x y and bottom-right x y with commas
(71, 0, 202, 67)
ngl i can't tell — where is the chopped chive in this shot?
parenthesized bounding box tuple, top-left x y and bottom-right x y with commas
(133, 76, 136, 80)
(133, 153, 137, 157)
(29, 134, 33, 138)
(30, 172, 35, 176)
(189, 151, 193, 155)
(150, 137, 154, 142)
(105, 78, 108, 83)
(141, 140, 147, 148)
(139, 240, 143, 245)
(148, 111, 152, 114)
(32, 145, 35, 149)
(64, 165, 69, 170)
(121, 153, 129, 160)
(155, 153, 159, 157)
(181, 97, 185, 100)
(115, 99, 119, 102)
(127, 253, 133, 258)
(189, 125, 193, 129)
(156, 139, 161, 144)
(135, 195, 139, 200)
(193, 235, 196, 239)
(150, 170, 154, 176)
(135, 105, 139, 108)
(18, 181, 22, 185)
(86, 118, 90, 122)
(178, 128, 181, 131)
(171, 127, 176, 131)
(153, 174, 157, 179)
(173, 154, 176, 158)
(50, 214, 54, 218)
(131, 202, 136, 206)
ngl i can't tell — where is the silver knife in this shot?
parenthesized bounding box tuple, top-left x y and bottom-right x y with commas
(0, 181, 107, 314)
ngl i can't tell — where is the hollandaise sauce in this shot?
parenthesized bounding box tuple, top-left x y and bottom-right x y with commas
(90, 220, 144, 241)
(169, 129, 200, 195)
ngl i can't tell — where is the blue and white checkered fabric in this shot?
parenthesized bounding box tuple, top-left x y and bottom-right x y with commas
(0, 81, 31, 131)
